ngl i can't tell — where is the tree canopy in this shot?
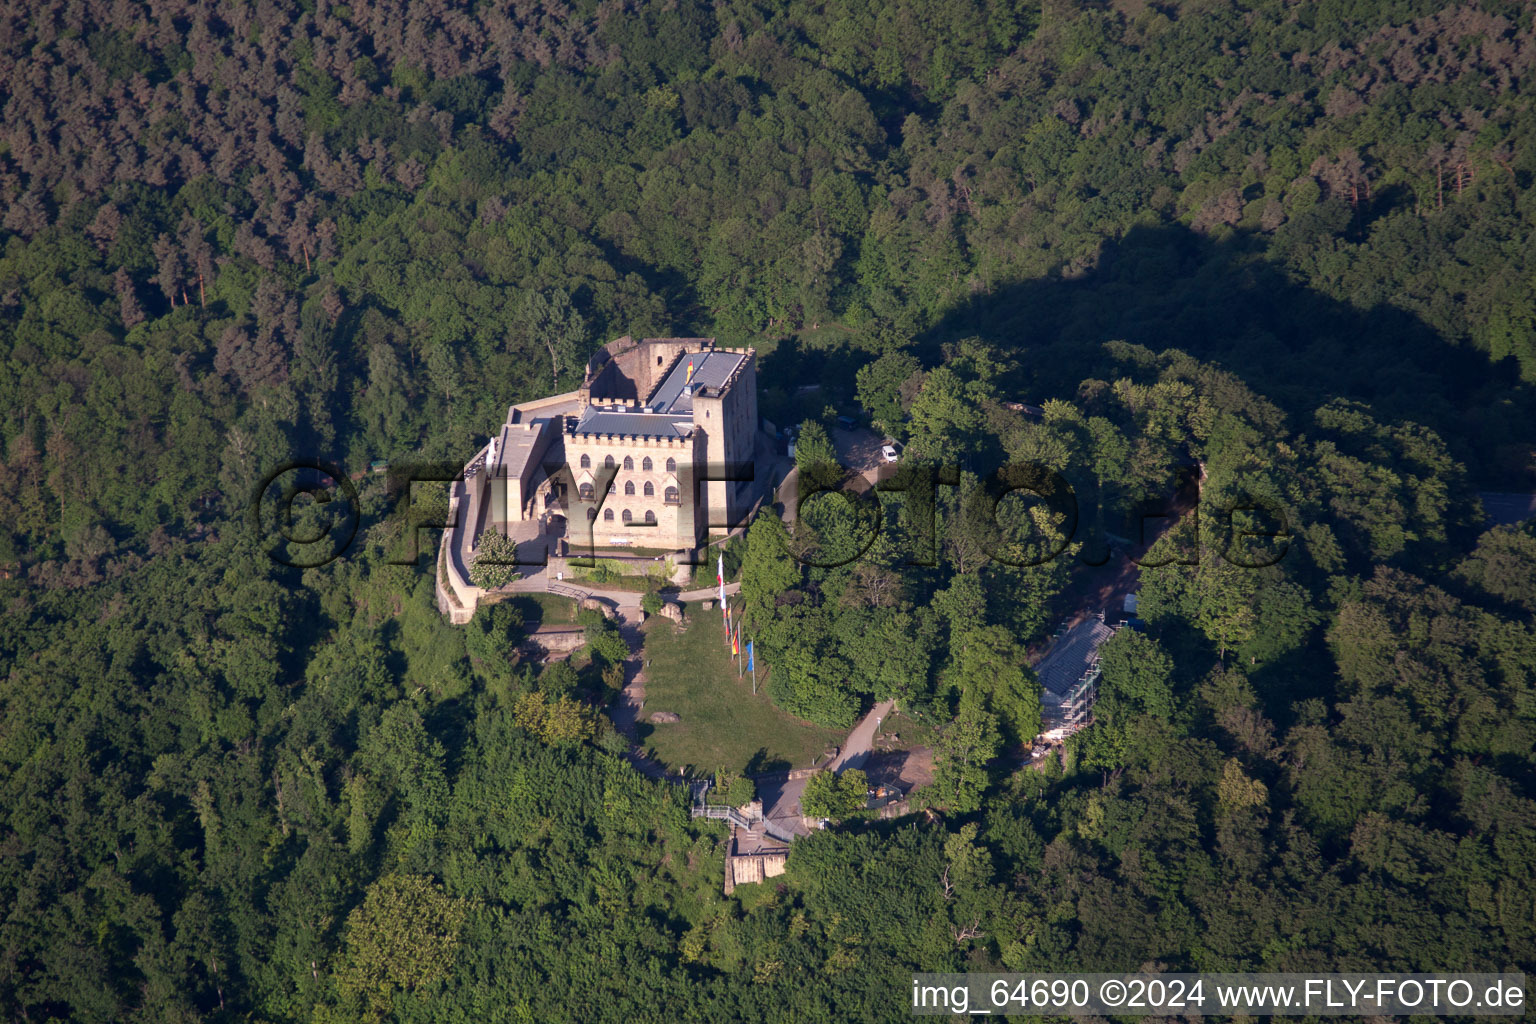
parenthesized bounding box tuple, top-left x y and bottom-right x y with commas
(2, 0, 1535, 1019)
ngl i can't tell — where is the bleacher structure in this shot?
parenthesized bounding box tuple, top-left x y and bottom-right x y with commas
(1035, 613, 1122, 741)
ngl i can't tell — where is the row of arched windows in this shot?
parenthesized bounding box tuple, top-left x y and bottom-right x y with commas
(586, 508, 656, 524)
(579, 453, 677, 473)
(576, 483, 681, 503)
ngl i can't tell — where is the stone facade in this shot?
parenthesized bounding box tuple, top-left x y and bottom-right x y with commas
(725, 848, 787, 892)
(722, 824, 789, 895)
(562, 428, 700, 550)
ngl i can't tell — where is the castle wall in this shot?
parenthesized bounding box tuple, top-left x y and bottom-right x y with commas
(728, 852, 786, 888)
(500, 417, 559, 523)
(692, 349, 758, 534)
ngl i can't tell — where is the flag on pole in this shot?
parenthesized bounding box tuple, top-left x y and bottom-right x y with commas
(718, 551, 726, 616)
(731, 626, 739, 655)
(746, 640, 754, 673)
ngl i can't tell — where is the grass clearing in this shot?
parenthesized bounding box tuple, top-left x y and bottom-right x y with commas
(877, 709, 938, 751)
(495, 593, 580, 626)
(634, 615, 842, 776)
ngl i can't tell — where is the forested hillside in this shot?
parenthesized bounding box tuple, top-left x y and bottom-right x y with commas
(2, 0, 1535, 1020)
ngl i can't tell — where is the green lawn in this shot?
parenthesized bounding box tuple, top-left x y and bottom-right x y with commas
(495, 592, 580, 626)
(566, 556, 674, 590)
(566, 569, 664, 591)
(878, 709, 938, 751)
(634, 616, 842, 776)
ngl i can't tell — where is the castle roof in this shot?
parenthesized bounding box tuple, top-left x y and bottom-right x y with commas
(573, 409, 693, 438)
(571, 348, 746, 438)
(647, 349, 746, 412)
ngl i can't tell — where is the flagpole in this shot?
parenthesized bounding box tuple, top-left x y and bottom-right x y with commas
(750, 640, 756, 694)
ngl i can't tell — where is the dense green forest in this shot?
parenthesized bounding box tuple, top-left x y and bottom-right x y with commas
(3, 0, 1536, 1020)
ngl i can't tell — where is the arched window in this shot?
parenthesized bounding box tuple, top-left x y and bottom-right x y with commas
(644, 510, 656, 524)
(622, 509, 633, 523)
(665, 457, 676, 473)
(624, 481, 635, 495)
(604, 455, 615, 468)
(642, 457, 652, 472)
(603, 508, 614, 521)
(578, 483, 594, 501)
(586, 507, 597, 520)
(664, 486, 679, 504)
(623, 455, 633, 471)
(579, 454, 590, 469)
(643, 482, 654, 496)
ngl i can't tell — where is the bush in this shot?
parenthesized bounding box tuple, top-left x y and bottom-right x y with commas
(595, 721, 631, 755)
(713, 768, 756, 807)
(463, 601, 525, 682)
(601, 662, 624, 694)
(794, 419, 837, 473)
(584, 618, 630, 667)
(468, 530, 521, 589)
(800, 768, 868, 818)
(538, 660, 579, 696)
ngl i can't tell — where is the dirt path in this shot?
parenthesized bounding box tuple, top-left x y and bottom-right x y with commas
(610, 614, 647, 737)
(611, 614, 681, 782)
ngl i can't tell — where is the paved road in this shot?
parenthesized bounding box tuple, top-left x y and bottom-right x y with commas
(759, 698, 898, 835)
(825, 699, 896, 773)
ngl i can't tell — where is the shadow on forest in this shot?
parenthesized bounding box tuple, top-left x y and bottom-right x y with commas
(921, 222, 1536, 487)
(755, 333, 876, 423)
(906, 222, 1536, 732)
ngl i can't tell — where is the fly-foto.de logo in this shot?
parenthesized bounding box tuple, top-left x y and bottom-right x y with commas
(249, 456, 1291, 572)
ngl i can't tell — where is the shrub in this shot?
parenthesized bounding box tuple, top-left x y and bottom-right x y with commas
(800, 768, 868, 818)
(713, 768, 757, 807)
(468, 531, 520, 589)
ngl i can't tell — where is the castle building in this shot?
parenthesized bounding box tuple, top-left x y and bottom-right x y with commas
(476, 336, 759, 553)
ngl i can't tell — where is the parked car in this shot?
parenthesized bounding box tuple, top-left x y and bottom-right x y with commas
(880, 444, 900, 463)
(836, 414, 856, 430)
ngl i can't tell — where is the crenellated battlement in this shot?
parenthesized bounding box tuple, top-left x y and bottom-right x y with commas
(566, 429, 693, 447)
